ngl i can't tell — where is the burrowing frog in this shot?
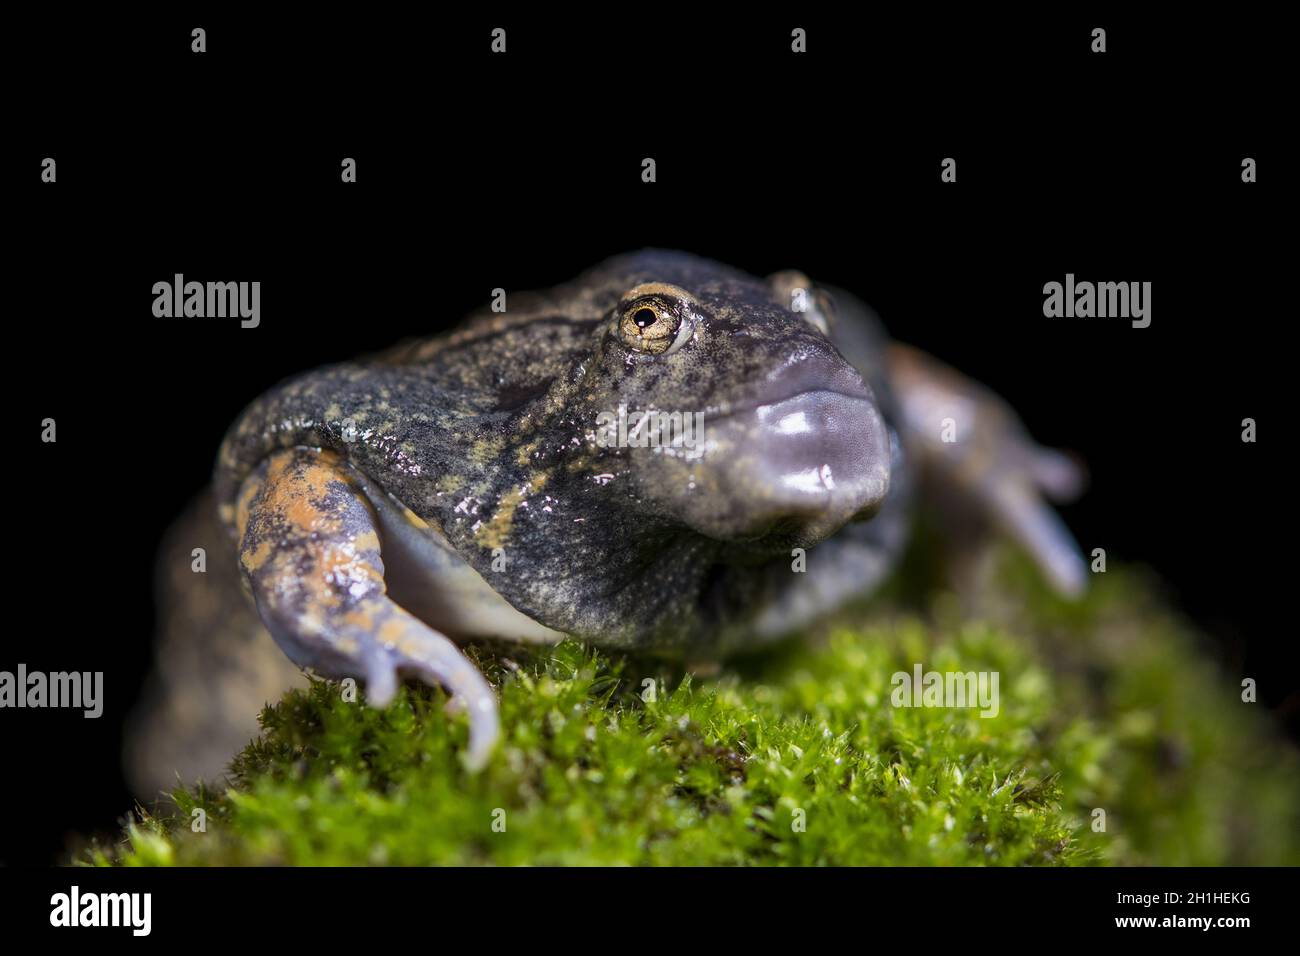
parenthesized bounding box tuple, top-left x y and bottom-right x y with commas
(131, 250, 1085, 788)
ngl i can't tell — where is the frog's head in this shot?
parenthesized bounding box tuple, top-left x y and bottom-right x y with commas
(582, 259, 892, 552)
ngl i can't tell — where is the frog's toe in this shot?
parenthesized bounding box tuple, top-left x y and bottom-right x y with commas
(987, 479, 1088, 598)
(342, 611, 500, 768)
(367, 617, 500, 771)
(360, 646, 399, 707)
(1027, 446, 1087, 502)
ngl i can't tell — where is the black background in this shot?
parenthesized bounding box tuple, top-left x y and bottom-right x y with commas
(4, 10, 1291, 868)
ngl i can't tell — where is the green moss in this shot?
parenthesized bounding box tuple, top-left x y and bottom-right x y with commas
(86, 553, 1300, 866)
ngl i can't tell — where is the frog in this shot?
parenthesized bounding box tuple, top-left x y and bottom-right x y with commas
(128, 249, 1085, 792)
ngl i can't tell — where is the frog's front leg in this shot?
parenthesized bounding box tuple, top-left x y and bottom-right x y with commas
(887, 343, 1088, 597)
(236, 448, 499, 769)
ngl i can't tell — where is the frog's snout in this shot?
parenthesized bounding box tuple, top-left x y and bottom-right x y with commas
(686, 354, 893, 548)
(730, 390, 891, 543)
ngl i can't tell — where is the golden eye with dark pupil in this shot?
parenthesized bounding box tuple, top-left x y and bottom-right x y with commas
(618, 300, 679, 354)
(614, 282, 698, 356)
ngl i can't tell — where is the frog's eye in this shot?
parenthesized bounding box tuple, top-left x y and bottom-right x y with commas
(618, 299, 680, 353)
(615, 282, 698, 356)
(768, 269, 835, 337)
(804, 290, 837, 337)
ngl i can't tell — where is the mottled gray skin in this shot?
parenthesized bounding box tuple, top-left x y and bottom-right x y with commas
(216, 251, 917, 657)
(124, 249, 1084, 784)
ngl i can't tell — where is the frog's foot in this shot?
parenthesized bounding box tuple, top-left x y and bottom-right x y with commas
(888, 343, 1088, 598)
(236, 448, 500, 770)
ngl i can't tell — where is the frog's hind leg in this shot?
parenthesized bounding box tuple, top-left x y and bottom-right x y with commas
(237, 448, 499, 769)
(126, 489, 309, 801)
(886, 343, 1088, 597)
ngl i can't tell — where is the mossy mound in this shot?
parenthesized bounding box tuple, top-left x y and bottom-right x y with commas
(88, 554, 1300, 866)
